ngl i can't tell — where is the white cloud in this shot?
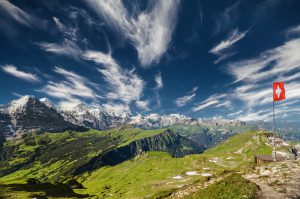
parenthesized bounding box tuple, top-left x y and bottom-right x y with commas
(136, 100, 150, 110)
(212, 0, 240, 35)
(228, 38, 300, 83)
(58, 98, 83, 111)
(153, 72, 163, 108)
(237, 109, 272, 122)
(155, 72, 163, 90)
(223, 34, 300, 122)
(210, 28, 248, 63)
(0, 0, 34, 27)
(193, 100, 219, 112)
(103, 103, 131, 116)
(37, 39, 81, 59)
(37, 15, 82, 59)
(226, 37, 300, 109)
(286, 24, 300, 36)
(87, 0, 180, 67)
(175, 87, 198, 107)
(234, 85, 272, 107)
(52, 16, 78, 41)
(53, 17, 65, 33)
(40, 66, 96, 100)
(210, 29, 248, 55)
(83, 50, 144, 104)
(213, 52, 237, 64)
(193, 94, 228, 112)
(1, 64, 40, 83)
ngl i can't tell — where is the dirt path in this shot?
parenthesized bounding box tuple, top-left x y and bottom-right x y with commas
(166, 174, 229, 199)
(244, 159, 300, 199)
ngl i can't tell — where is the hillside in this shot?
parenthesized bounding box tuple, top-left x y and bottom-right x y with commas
(73, 131, 291, 199)
(0, 130, 295, 198)
(169, 122, 255, 148)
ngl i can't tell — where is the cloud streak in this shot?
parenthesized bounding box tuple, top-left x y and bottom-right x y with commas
(37, 40, 82, 59)
(228, 38, 300, 83)
(83, 50, 144, 104)
(40, 67, 96, 106)
(155, 72, 163, 90)
(0, 0, 35, 27)
(193, 94, 229, 112)
(224, 34, 300, 121)
(1, 64, 40, 83)
(210, 28, 248, 63)
(103, 103, 131, 116)
(175, 87, 198, 107)
(87, 0, 180, 67)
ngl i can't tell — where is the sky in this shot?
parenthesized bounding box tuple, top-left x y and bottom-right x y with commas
(0, 0, 300, 122)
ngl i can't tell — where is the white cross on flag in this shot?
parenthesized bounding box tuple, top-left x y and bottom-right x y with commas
(273, 82, 285, 101)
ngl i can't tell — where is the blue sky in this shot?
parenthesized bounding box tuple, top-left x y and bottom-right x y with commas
(0, 0, 300, 122)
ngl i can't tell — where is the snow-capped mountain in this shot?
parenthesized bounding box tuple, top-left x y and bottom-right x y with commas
(39, 97, 54, 108)
(129, 113, 193, 128)
(60, 103, 131, 130)
(0, 96, 85, 138)
(0, 95, 248, 139)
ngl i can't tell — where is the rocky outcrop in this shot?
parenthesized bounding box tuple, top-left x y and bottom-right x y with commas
(0, 96, 86, 137)
(61, 103, 130, 131)
(74, 129, 205, 174)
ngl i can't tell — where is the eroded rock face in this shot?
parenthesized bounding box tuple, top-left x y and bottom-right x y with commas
(0, 96, 86, 137)
(74, 129, 205, 174)
(244, 160, 300, 199)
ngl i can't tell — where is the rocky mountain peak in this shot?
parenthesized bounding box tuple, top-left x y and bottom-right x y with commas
(7, 95, 37, 114)
(39, 97, 54, 108)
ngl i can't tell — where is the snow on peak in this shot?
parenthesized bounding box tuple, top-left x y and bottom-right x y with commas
(39, 98, 54, 108)
(8, 95, 35, 113)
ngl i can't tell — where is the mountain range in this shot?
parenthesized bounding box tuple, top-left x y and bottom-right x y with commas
(1, 95, 298, 149)
(0, 96, 247, 137)
(0, 96, 299, 198)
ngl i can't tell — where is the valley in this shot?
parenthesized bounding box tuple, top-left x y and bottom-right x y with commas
(0, 96, 298, 198)
(1, 128, 295, 198)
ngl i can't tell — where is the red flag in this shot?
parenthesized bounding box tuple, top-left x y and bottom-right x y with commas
(273, 82, 285, 101)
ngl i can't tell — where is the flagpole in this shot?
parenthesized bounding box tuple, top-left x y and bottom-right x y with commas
(272, 85, 276, 162)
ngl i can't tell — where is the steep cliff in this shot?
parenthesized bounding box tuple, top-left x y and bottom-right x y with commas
(74, 129, 204, 174)
(0, 96, 86, 137)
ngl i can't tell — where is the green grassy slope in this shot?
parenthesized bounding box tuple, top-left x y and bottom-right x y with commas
(0, 127, 166, 183)
(0, 130, 286, 198)
(187, 173, 258, 199)
(73, 131, 276, 198)
(169, 123, 255, 147)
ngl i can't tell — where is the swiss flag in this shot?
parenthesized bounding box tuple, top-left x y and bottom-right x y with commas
(273, 82, 285, 101)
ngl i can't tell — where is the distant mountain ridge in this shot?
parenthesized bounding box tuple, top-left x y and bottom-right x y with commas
(0, 96, 86, 138)
(0, 96, 247, 139)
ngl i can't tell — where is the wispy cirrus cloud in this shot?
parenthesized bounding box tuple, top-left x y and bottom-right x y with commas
(1, 64, 40, 83)
(102, 103, 131, 116)
(212, 0, 241, 35)
(286, 24, 300, 36)
(224, 33, 300, 121)
(39, 66, 96, 108)
(87, 0, 180, 67)
(37, 16, 83, 59)
(155, 72, 163, 90)
(153, 72, 163, 108)
(0, 0, 35, 27)
(37, 39, 82, 59)
(175, 87, 198, 107)
(210, 28, 248, 63)
(193, 94, 230, 112)
(83, 50, 144, 105)
(228, 38, 300, 83)
(135, 100, 150, 110)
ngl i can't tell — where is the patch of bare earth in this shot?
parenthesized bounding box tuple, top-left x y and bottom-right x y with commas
(244, 159, 300, 199)
(166, 174, 229, 199)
